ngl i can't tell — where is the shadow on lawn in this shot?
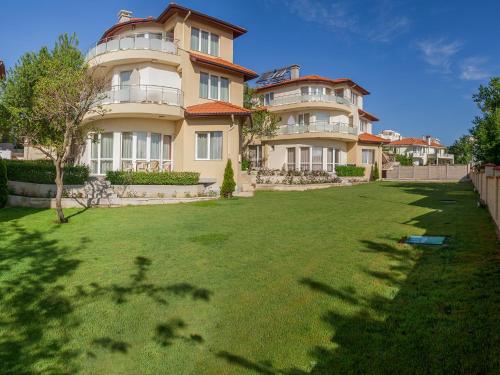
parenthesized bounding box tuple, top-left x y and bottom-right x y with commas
(217, 182, 500, 375)
(0, 221, 210, 375)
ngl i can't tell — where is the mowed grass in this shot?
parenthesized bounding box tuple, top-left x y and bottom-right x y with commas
(0, 182, 499, 374)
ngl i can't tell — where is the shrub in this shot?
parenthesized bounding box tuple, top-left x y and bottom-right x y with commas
(220, 159, 236, 198)
(256, 168, 341, 185)
(372, 163, 380, 181)
(5, 160, 89, 184)
(241, 158, 251, 171)
(335, 165, 365, 177)
(0, 159, 8, 208)
(106, 171, 199, 185)
(395, 154, 413, 166)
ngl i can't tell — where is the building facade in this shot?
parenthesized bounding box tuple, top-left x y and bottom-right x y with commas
(251, 67, 387, 176)
(77, 4, 257, 188)
(388, 136, 454, 165)
(378, 129, 402, 142)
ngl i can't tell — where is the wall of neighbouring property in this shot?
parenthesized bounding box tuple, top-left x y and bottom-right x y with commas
(385, 164, 470, 181)
(470, 164, 500, 232)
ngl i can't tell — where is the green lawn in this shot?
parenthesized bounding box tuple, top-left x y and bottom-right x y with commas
(0, 182, 499, 374)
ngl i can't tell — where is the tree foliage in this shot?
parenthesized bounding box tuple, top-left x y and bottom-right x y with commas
(448, 135, 474, 164)
(0, 34, 106, 222)
(395, 154, 413, 166)
(220, 159, 236, 198)
(0, 158, 8, 208)
(470, 77, 500, 164)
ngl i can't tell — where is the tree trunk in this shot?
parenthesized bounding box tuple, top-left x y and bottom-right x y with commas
(54, 159, 67, 223)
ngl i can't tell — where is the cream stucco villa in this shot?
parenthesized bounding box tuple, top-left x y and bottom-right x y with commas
(76, 4, 257, 187)
(249, 66, 387, 175)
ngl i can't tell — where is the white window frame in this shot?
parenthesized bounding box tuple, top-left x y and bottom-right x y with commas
(89, 132, 114, 175)
(264, 92, 274, 106)
(190, 27, 220, 56)
(200, 72, 230, 101)
(351, 91, 359, 106)
(195, 131, 223, 161)
(362, 149, 375, 164)
(360, 119, 368, 133)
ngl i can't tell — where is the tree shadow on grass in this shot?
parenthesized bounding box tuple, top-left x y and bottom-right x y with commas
(0, 221, 211, 374)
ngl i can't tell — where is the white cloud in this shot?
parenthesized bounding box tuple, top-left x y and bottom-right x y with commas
(417, 38, 461, 73)
(460, 57, 490, 81)
(286, 0, 355, 30)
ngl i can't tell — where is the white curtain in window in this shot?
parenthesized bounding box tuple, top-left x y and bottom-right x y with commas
(191, 28, 199, 50)
(163, 135, 171, 161)
(201, 31, 209, 53)
(362, 149, 374, 164)
(210, 75, 219, 99)
(197, 133, 208, 159)
(220, 77, 229, 102)
(91, 134, 98, 159)
(287, 148, 296, 170)
(200, 73, 209, 99)
(100, 133, 113, 159)
(312, 147, 323, 171)
(300, 147, 310, 171)
(327, 148, 334, 172)
(210, 132, 223, 160)
(136, 132, 147, 159)
(151, 133, 161, 160)
(210, 34, 219, 56)
(121, 132, 133, 159)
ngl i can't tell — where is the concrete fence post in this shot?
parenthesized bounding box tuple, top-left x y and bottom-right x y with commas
(427, 165, 430, 180)
(445, 164, 448, 180)
(413, 166, 416, 179)
(398, 166, 401, 179)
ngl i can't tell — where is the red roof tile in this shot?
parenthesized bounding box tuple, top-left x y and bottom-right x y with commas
(254, 75, 370, 95)
(185, 101, 251, 117)
(101, 4, 247, 41)
(389, 137, 445, 148)
(189, 52, 258, 81)
(358, 108, 379, 122)
(358, 133, 389, 144)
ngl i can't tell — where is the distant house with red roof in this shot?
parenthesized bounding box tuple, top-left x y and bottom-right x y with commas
(387, 136, 454, 165)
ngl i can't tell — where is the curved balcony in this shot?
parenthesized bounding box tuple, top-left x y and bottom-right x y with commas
(266, 122, 358, 142)
(266, 93, 353, 113)
(86, 84, 184, 121)
(86, 34, 181, 67)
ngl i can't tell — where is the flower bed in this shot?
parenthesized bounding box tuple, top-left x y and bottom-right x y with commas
(256, 168, 341, 185)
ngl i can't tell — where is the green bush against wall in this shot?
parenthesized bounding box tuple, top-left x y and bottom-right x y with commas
(6, 160, 89, 185)
(106, 171, 200, 185)
(335, 165, 365, 177)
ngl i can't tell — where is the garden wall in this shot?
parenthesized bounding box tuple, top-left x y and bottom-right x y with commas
(385, 164, 470, 181)
(470, 164, 500, 232)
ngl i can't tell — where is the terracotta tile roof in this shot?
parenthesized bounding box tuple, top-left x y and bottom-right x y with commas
(185, 101, 251, 117)
(254, 75, 370, 95)
(101, 4, 247, 41)
(389, 137, 445, 148)
(189, 52, 258, 82)
(358, 108, 379, 122)
(358, 133, 390, 144)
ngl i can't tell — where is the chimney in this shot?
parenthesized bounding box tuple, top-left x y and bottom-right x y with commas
(117, 10, 133, 23)
(423, 135, 431, 145)
(290, 65, 300, 80)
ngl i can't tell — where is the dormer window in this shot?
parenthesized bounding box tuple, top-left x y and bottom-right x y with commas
(191, 27, 220, 56)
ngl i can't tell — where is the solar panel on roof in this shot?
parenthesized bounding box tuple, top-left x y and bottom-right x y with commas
(256, 66, 293, 86)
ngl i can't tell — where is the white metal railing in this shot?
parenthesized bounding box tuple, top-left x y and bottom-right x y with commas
(279, 122, 357, 135)
(86, 34, 179, 60)
(267, 93, 352, 107)
(97, 85, 183, 107)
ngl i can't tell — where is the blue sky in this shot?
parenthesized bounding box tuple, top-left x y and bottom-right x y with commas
(1, 0, 499, 145)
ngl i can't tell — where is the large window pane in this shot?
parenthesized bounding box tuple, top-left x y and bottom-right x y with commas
(312, 147, 323, 171)
(201, 31, 209, 53)
(209, 131, 223, 160)
(100, 133, 113, 159)
(220, 77, 229, 102)
(119, 71, 132, 88)
(191, 27, 199, 50)
(210, 75, 219, 99)
(136, 132, 147, 160)
(91, 134, 98, 159)
(151, 133, 161, 160)
(210, 33, 219, 56)
(121, 132, 133, 159)
(300, 147, 310, 171)
(162, 135, 172, 161)
(100, 160, 113, 174)
(327, 148, 334, 172)
(362, 149, 374, 164)
(200, 72, 209, 99)
(287, 147, 296, 171)
(196, 133, 208, 159)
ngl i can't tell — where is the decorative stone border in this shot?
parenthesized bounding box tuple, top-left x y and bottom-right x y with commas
(255, 182, 347, 191)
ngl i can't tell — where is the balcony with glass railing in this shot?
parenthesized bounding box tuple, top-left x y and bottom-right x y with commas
(87, 84, 184, 120)
(266, 93, 352, 108)
(86, 34, 180, 65)
(278, 121, 358, 136)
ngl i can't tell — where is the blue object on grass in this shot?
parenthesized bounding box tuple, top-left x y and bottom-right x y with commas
(405, 236, 446, 245)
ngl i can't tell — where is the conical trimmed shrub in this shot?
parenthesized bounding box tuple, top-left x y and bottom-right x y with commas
(220, 159, 236, 198)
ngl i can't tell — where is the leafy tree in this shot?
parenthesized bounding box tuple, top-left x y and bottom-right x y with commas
(242, 84, 280, 163)
(0, 34, 106, 223)
(395, 154, 413, 166)
(470, 77, 500, 164)
(0, 158, 7, 208)
(220, 159, 236, 198)
(448, 135, 474, 164)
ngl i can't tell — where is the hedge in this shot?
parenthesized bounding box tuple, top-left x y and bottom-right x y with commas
(335, 165, 365, 177)
(106, 171, 200, 185)
(5, 160, 89, 185)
